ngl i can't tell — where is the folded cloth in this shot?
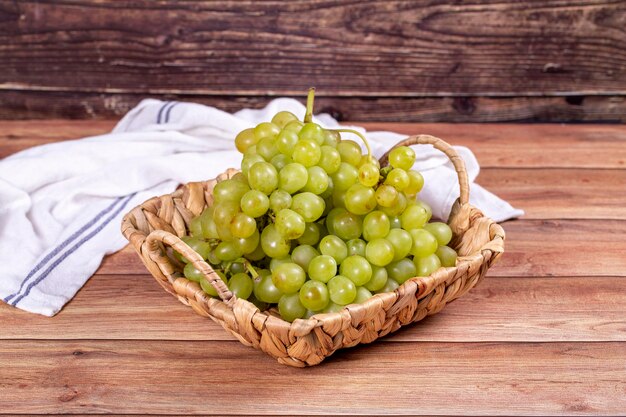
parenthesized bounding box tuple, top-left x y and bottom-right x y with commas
(0, 98, 523, 316)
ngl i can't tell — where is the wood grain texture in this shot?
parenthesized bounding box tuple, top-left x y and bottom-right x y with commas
(2, 91, 625, 122)
(2, 276, 625, 343)
(1, 340, 625, 415)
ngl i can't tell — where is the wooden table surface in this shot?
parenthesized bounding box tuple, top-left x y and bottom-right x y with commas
(1, 120, 626, 415)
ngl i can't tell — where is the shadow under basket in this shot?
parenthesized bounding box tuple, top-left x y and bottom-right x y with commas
(121, 134, 505, 367)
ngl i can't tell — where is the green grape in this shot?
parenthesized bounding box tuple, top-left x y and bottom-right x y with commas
(375, 184, 398, 207)
(261, 224, 291, 258)
(329, 208, 362, 240)
(292, 138, 322, 167)
(297, 123, 325, 145)
(379, 192, 407, 217)
(232, 228, 260, 254)
(269, 256, 293, 272)
(319, 146, 342, 174)
(323, 302, 344, 313)
(376, 278, 399, 294)
(331, 162, 358, 191)
(388, 146, 416, 171)
(298, 222, 322, 246)
(414, 254, 442, 277)
(253, 122, 280, 141)
(327, 275, 356, 305)
(436, 245, 458, 267)
(308, 255, 337, 283)
(291, 244, 320, 271)
(347, 238, 366, 257)
(279, 293, 307, 322)
(243, 145, 258, 158)
(201, 213, 220, 240)
(176, 236, 212, 263)
(339, 255, 372, 286)
(230, 212, 256, 239)
(364, 265, 388, 292)
(213, 178, 250, 205)
(241, 154, 265, 177)
(385, 228, 412, 261)
(353, 286, 373, 304)
(256, 137, 279, 160)
(389, 215, 402, 229)
(337, 140, 363, 166)
(400, 205, 429, 230)
(414, 199, 433, 222)
(213, 201, 238, 241)
(386, 258, 417, 284)
(331, 189, 346, 209)
(323, 130, 340, 147)
(232, 172, 249, 184)
(200, 271, 227, 297)
(299, 280, 330, 311)
(271, 263, 306, 294)
(189, 215, 203, 237)
(229, 262, 246, 275)
(240, 190, 270, 218)
(345, 183, 377, 215)
(245, 240, 266, 261)
(409, 229, 438, 257)
(270, 153, 292, 170)
(278, 162, 308, 194)
(248, 161, 278, 195)
(318, 235, 348, 264)
(271, 110, 298, 128)
(284, 120, 304, 133)
(320, 176, 334, 199)
(405, 170, 424, 195)
(365, 238, 395, 266)
(358, 163, 380, 187)
(206, 249, 220, 265)
(424, 222, 453, 246)
(358, 155, 380, 169)
(214, 241, 243, 262)
(269, 189, 292, 212)
(184, 262, 205, 282)
(275, 208, 306, 239)
(276, 130, 299, 156)
(291, 192, 325, 222)
(228, 273, 253, 299)
(253, 273, 283, 303)
(385, 168, 410, 191)
(362, 210, 390, 241)
(235, 128, 257, 153)
(303, 166, 329, 195)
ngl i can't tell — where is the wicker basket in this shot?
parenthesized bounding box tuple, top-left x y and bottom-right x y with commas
(121, 135, 505, 367)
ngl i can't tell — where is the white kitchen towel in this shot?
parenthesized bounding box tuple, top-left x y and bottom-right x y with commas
(0, 98, 523, 316)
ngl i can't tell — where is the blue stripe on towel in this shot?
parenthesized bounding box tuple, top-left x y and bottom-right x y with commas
(3, 196, 126, 303)
(10, 193, 137, 307)
(164, 102, 179, 123)
(156, 101, 171, 124)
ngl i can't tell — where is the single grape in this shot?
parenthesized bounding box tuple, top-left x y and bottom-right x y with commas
(327, 275, 356, 305)
(337, 140, 363, 166)
(332, 189, 346, 209)
(229, 262, 246, 275)
(320, 176, 334, 199)
(362, 210, 390, 241)
(414, 199, 433, 222)
(271, 110, 298, 128)
(241, 154, 265, 177)
(436, 245, 458, 267)
(283, 120, 304, 133)
(244, 240, 266, 261)
(240, 190, 270, 218)
(375, 184, 399, 207)
(297, 222, 322, 246)
(261, 224, 291, 258)
(200, 271, 227, 297)
(253, 273, 283, 303)
(400, 205, 429, 230)
(353, 286, 373, 304)
(385, 168, 410, 191)
(269, 189, 292, 212)
(303, 166, 329, 195)
(278, 293, 307, 322)
(329, 208, 362, 241)
(269, 256, 293, 271)
(331, 162, 359, 191)
(319, 146, 342, 174)
(292, 138, 322, 167)
(405, 170, 424, 195)
(339, 255, 372, 286)
(256, 137, 279, 160)
(388, 146, 416, 171)
(358, 163, 380, 187)
(213, 201, 238, 241)
(414, 254, 442, 277)
(213, 178, 250, 205)
(323, 130, 341, 147)
(308, 255, 337, 283)
(183, 262, 205, 282)
(358, 155, 380, 169)
(232, 228, 260, 254)
(345, 183, 377, 215)
(298, 123, 325, 145)
(346, 238, 367, 257)
(409, 229, 439, 257)
(389, 215, 402, 229)
(364, 265, 388, 292)
(243, 145, 258, 158)
(318, 235, 348, 264)
(230, 212, 256, 239)
(424, 222, 453, 246)
(276, 130, 299, 156)
(228, 272, 253, 299)
(232, 172, 249, 184)
(365, 238, 395, 266)
(299, 280, 330, 311)
(201, 210, 220, 240)
(270, 153, 292, 170)
(385, 228, 412, 261)
(275, 208, 306, 239)
(379, 192, 407, 217)
(177, 236, 211, 263)
(189, 215, 203, 237)
(272, 263, 306, 294)
(206, 249, 220, 265)
(291, 192, 325, 222)
(253, 122, 280, 141)
(235, 128, 257, 153)
(291, 244, 320, 271)
(386, 258, 417, 284)
(214, 241, 243, 262)
(278, 162, 308, 194)
(375, 278, 399, 294)
(248, 161, 278, 195)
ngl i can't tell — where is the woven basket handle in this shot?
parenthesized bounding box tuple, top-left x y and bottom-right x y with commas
(378, 134, 469, 206)
(144, 230, 233, 302)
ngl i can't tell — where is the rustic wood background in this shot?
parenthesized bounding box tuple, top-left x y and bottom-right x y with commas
(1, 0, 625, 122)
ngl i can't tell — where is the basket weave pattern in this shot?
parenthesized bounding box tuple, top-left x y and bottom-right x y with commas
(121, 135, 505, 367)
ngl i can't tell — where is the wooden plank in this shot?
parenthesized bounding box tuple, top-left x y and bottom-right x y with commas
(2, 91, 625, 123)
(2, 276, 625, 343)
(1, 1, 624, 96)
(1, 340, 624, 415)
(99, 220, 626, 277)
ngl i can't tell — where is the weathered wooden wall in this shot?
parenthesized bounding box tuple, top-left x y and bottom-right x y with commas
(1, 0, 625, 121)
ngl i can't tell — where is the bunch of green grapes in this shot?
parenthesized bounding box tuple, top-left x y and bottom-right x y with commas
(175, 89, 458, 322)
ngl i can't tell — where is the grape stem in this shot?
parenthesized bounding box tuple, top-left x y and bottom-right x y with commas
(304, 87, 315, 123)
(330, 128, 373, 160)
(240, 258, 259, 278)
